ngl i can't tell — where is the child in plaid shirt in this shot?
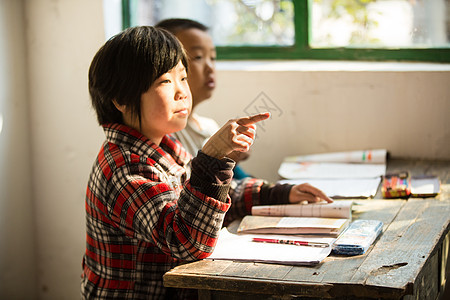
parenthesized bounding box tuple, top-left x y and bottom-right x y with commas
(82, 26, 332, 299)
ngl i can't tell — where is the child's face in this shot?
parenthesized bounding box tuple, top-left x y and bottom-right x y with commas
(122, 61, 192, 144)
(175, 28, 216, 108)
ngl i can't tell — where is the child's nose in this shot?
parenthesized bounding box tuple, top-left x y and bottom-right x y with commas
(175, 82, 189, 100)
(206, 58, 214, 71)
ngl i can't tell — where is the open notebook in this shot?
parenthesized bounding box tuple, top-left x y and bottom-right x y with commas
(207, 227, 334, 265)
(278, 150, 387, 198)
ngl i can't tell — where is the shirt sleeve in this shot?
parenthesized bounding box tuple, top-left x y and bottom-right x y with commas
(223, 178, 293, 226)
(107, 151, 234, 261)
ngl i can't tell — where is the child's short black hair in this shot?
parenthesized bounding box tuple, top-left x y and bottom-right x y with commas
(89, 26, 188, 125)
(155, 18, 208, 34)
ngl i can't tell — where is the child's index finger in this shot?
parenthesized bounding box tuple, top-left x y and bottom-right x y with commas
(237, 112, 271, 126)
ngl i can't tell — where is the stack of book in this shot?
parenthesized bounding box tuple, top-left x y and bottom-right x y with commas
(207, 201, 354, 265)
(238, 200, 352, 236)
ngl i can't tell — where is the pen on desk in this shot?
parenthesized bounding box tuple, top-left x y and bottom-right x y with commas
(251, 237, 329, 248)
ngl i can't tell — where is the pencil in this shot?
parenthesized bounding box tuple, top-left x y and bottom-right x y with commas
(251, 237, 329, 248)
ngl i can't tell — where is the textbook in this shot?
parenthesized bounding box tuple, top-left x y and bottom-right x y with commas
(278, 149, 387, 180)
(282, 149, 387, 164)
(251, 200, 354, 219)
(410, 175, 440, 198)
(237, 215, 350, 236)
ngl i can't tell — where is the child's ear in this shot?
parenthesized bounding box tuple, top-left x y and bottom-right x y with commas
(112, 99, 126, 113)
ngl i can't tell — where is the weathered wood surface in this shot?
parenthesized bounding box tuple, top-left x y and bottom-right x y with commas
(163, 159, 450, 299)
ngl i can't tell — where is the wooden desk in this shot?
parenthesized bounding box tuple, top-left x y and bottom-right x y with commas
(164, 159, 450, 299)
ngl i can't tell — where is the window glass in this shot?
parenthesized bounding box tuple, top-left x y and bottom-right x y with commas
(113, 0, 450, 61)
(310, 0, 450, 48)
(128, 0, 295, 46)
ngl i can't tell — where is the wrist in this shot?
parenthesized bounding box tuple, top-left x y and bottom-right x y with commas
(191, 151, 235, 185)
(201, 143, 225, 159)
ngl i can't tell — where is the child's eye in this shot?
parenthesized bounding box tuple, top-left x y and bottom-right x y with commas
(160, 79, 171, 84)
(181, 76, 188, 81)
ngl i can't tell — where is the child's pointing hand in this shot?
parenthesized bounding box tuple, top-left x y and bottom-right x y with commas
(201, 112, 270, 160)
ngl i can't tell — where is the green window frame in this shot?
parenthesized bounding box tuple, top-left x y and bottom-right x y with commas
(122, 0, 450, 62)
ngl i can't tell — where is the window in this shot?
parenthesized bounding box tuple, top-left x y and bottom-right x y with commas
(120, 0, 450, 62)
(311, 0, 449, 49)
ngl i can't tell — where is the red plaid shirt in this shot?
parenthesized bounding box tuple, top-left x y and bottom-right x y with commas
(81, 123, 291, 299)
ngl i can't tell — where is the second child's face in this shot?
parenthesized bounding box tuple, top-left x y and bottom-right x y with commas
(122, 61, 192, 144)
(175, 28, 216, 107)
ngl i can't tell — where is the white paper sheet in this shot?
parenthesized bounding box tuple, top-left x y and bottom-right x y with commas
(207, 228, 332, 265)
(278, 178, 382, 199)
(278, 162, 386, 180)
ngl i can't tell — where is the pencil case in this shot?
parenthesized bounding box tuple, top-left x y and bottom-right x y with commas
(381, 172, 411, 198)
(332, 219, 383, 256)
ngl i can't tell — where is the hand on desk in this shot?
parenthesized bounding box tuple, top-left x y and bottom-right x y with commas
(289, 183, 333, 204)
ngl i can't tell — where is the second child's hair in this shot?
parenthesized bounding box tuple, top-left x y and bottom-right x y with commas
(155, 18, 208, 34)
(89, 26, 188, 126)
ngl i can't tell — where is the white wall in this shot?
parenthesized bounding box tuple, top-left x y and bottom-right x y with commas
(0, 0, 37, 298)
(198, 63, 450, 181)
(25, 0, 105, 298)
(0, 0, 449, 299)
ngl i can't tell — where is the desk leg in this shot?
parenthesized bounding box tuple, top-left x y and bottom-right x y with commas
(198, 289, 211, 300)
